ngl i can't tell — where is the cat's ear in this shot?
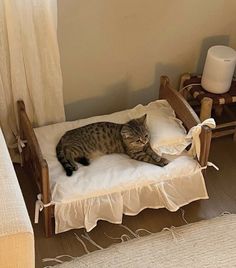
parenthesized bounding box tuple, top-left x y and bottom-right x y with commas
(137, 114, 147, 124)
(121, 125, 132, 139)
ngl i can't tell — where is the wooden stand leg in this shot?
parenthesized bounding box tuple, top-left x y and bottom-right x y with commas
(200, 97, 213, 121)
(179, 73, 191, 90)
(215, 105, 223, 117)
(233, 129, 236, 142)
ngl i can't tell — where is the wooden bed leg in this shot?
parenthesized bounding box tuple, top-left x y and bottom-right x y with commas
(41, 162, 53, 237)
(44, 207, 53, 238)
(199, 125, 212, 175)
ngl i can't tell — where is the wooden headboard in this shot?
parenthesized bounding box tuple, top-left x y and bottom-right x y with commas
(159, 76, 200, 129)
(159, 75, 212, 168)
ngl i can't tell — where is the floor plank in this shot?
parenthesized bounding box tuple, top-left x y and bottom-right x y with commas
(15, 136, 236, 268)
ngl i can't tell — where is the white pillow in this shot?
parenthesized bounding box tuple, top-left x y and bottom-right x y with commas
(140, 101, 189, 155)
(34, 100, 190, 157)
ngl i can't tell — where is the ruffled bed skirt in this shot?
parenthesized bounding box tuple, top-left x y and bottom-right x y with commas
(54, 166, 208, 233)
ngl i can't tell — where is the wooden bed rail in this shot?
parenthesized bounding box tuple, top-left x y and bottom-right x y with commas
(17, 100, 52, 237)
(159, 76, 212, 169)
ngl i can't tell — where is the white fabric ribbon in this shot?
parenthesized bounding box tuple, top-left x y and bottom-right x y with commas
(34, 194, 54, 224)
(201, 161, 219, 171)
(186, 118, 216, 160)
(162, 226, 183, 243)
(9, 135, 27, 153)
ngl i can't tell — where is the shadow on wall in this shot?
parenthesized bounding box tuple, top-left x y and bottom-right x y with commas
(65, 79, 129, 120)
(65, 35, 232, 121)
(196, 35, 230, 74)
(65, 63, 182, 121)
(126, 62, 183, 109)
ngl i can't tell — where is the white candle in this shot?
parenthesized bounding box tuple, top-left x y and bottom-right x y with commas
(201, 46, 236, 94)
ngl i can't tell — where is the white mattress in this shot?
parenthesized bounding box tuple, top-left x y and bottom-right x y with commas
(34, 100, 208, 233)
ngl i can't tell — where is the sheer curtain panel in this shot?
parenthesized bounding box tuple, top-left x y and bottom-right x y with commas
(0, 0, 65, 161)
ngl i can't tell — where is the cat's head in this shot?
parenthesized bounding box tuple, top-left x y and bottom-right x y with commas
(121, 114, 150, 149)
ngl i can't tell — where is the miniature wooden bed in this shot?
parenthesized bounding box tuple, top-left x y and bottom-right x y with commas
(17, 76, 212, 237)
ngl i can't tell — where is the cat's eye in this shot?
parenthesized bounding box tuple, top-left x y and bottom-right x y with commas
(145, 134, 149, 138)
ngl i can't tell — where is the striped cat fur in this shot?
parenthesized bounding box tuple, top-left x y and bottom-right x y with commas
(56, 114, 168, 176)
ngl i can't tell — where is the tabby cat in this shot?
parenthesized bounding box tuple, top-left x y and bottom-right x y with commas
(56, 114, 168, 176)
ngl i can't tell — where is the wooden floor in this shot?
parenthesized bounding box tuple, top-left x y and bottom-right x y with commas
(15, 136, 236, 268)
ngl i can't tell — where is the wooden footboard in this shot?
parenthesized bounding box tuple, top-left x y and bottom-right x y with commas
(159, 76, 212, 169)
(17, 101, 53, 237)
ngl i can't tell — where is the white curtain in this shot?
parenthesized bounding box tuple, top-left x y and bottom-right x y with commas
(0, 0, 65, 160)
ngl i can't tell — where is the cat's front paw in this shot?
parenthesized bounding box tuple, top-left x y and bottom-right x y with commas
(158, 158, 169, 167)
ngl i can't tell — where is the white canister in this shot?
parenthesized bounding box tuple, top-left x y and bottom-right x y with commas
(201, 45, 236, 94)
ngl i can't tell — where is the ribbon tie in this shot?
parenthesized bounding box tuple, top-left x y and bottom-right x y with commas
(9, 135, 27, 153)
(162, 226, 183, 243)
(16, 135, 27, 153)
(34, 194, 53, 224)
(187, 118, 216, 160)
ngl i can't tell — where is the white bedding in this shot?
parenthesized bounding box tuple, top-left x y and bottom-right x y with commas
(34, 100, 209, 233)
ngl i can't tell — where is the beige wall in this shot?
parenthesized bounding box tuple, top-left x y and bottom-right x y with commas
(58, 0, 236, 120)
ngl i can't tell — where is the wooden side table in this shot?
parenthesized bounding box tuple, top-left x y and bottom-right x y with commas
(179, 73, 236, 140)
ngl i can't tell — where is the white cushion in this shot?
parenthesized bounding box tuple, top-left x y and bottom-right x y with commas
(34, 100, 189, 157)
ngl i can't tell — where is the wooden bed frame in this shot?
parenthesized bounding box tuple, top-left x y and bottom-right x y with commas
(17, 76, 212, 237)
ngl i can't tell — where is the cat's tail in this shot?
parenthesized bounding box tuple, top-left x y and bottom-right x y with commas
(56, 140, 74, 176)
